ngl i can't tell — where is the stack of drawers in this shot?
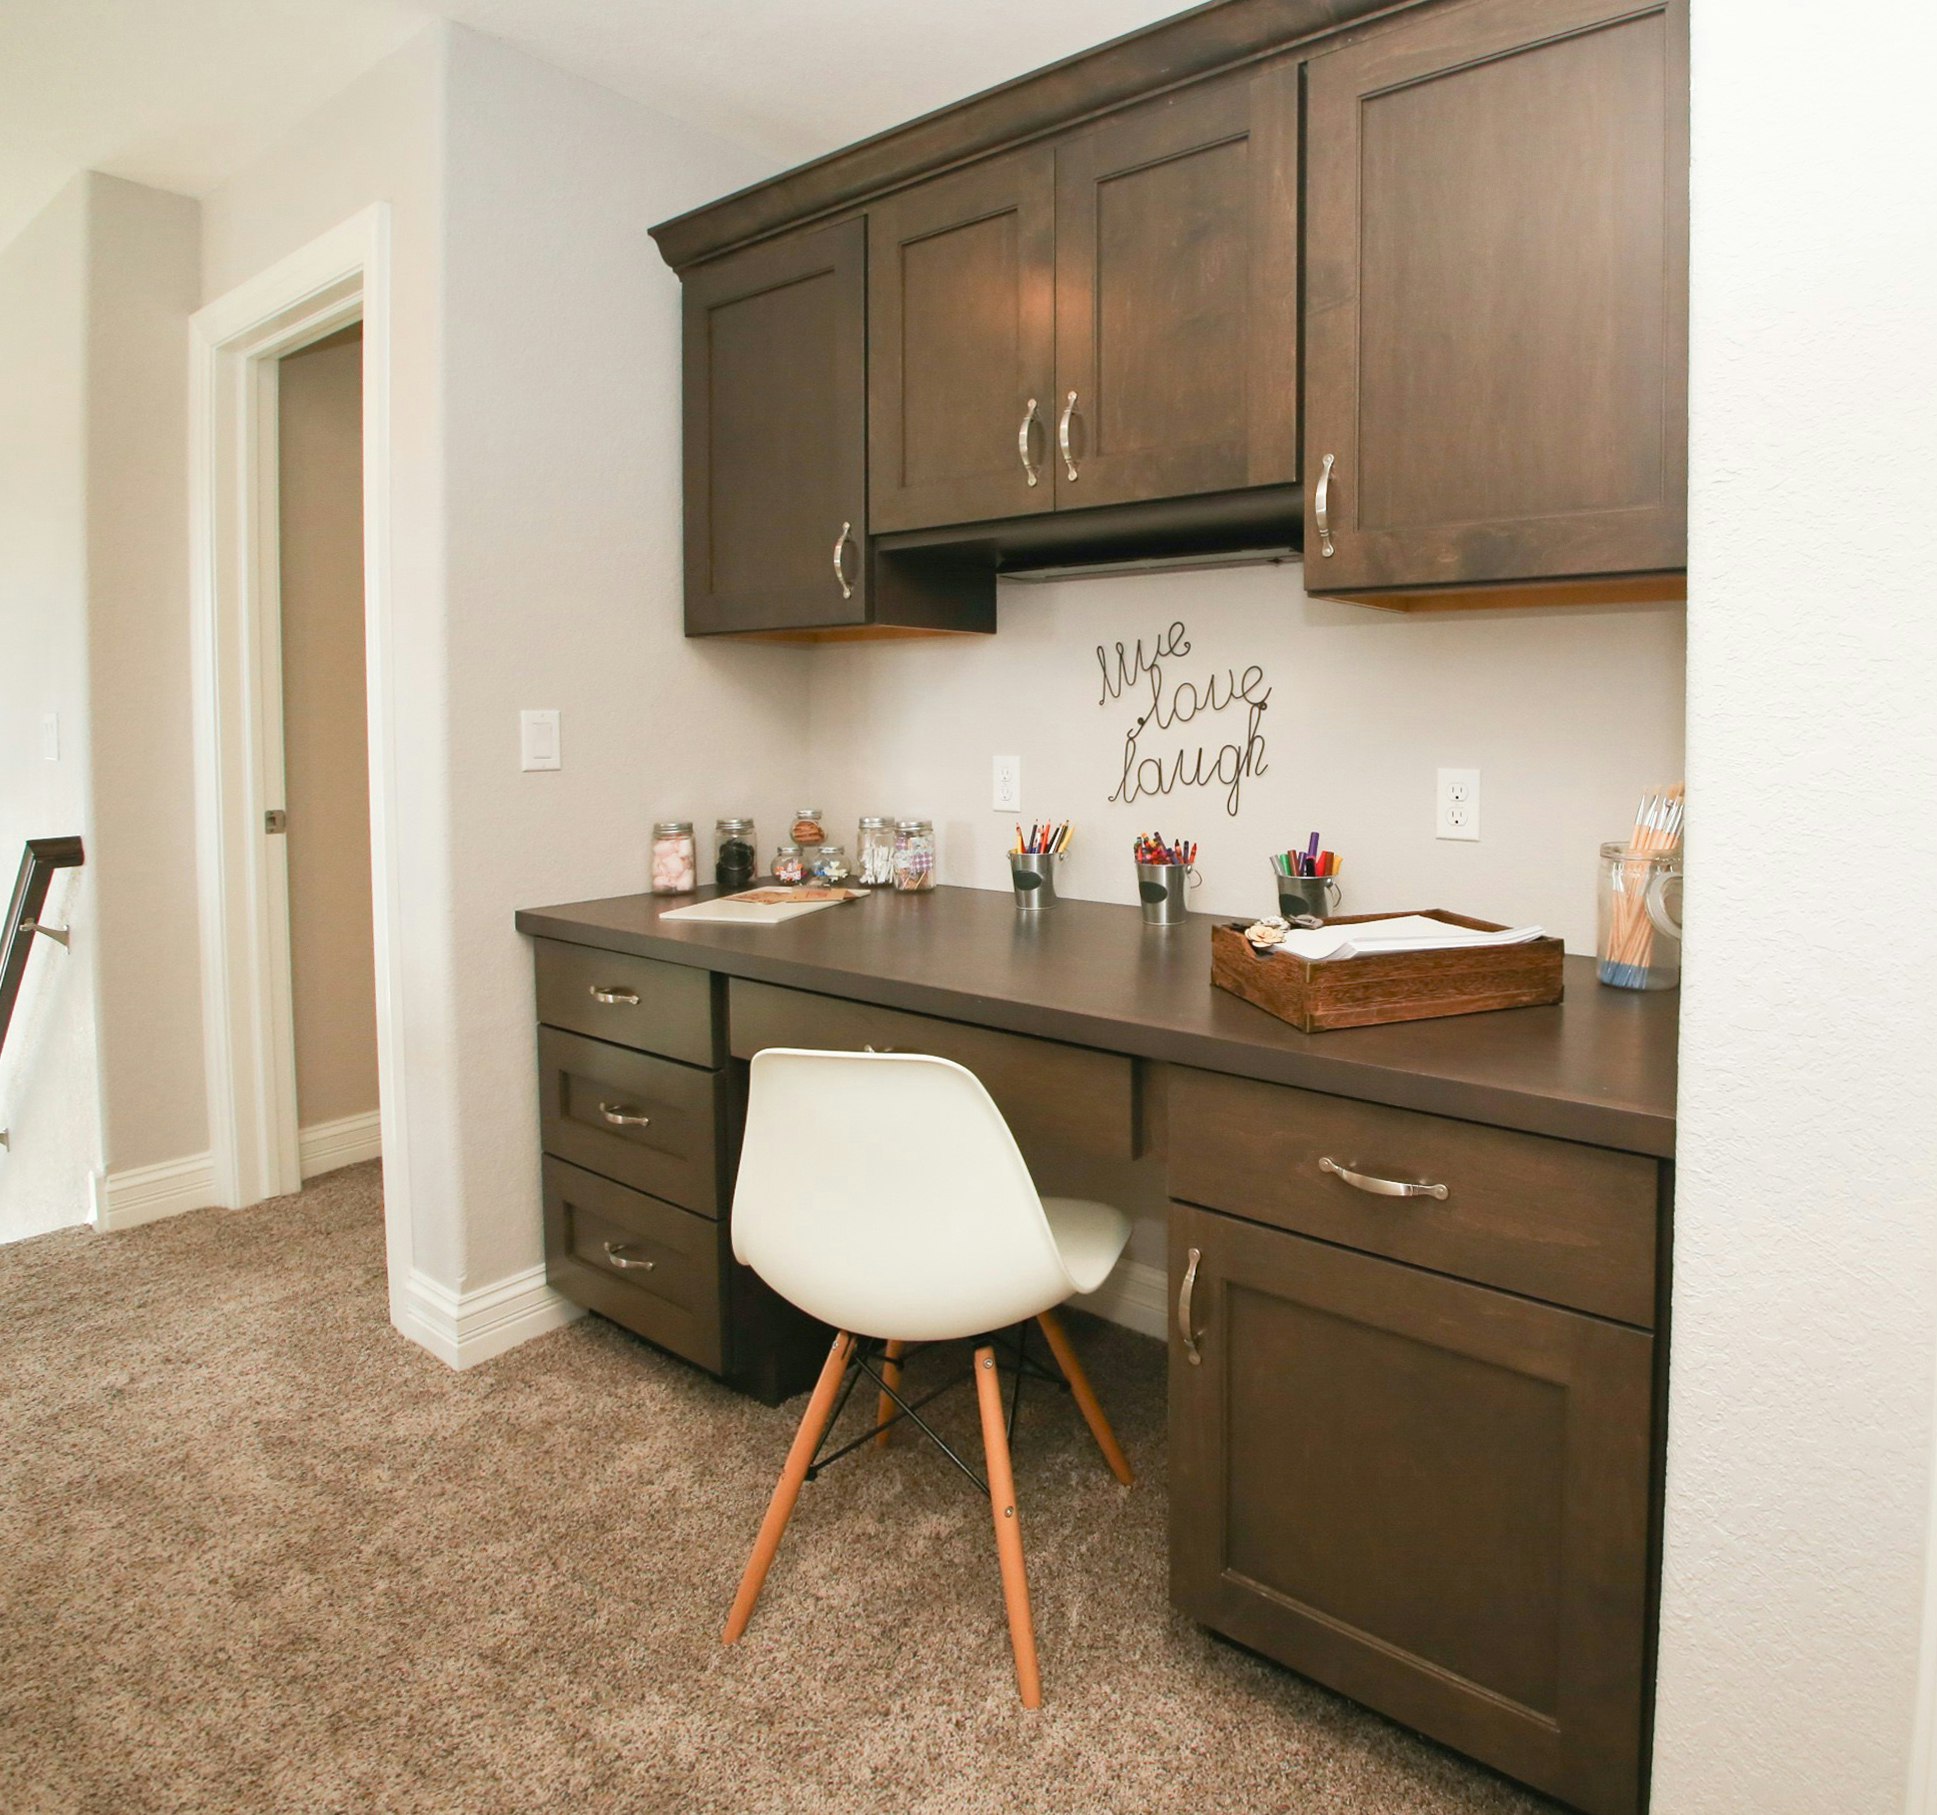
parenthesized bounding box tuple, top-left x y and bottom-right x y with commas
(533, 938, 824, 1403)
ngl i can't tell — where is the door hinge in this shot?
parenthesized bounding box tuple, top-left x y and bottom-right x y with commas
(264, 809, 288, 834)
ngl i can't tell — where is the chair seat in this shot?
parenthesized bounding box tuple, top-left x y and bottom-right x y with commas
(1041, 1197, 1131, 1297)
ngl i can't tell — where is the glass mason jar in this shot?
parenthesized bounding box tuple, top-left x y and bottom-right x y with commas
(771, 842, 805, 886)
(856, 816, 895, 887)
(891, 819, 936, 892)
(790, 807, 827, 849)
(1597, 841, 1683, 990)
(810, 843, 850, 884)
(649, 820, 696, 895)
(714, 817, 757, 891)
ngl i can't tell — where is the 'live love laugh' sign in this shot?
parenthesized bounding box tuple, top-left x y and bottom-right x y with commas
(1096, 619, 1269, 819)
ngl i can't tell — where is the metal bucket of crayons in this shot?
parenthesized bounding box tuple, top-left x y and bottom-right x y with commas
(1010, 824, 1069, 911)
(1134, 835, 1198, 926)
(1273, 839, 1341, 920)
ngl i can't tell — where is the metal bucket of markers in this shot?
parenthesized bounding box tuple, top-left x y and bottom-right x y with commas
(1009, 852, 1060, 910)
(1136, 862, 1194, 925)
(1275, 874, 1341, 920)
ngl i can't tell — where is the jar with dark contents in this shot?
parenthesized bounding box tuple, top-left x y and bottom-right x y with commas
(714, 817, 757, 891)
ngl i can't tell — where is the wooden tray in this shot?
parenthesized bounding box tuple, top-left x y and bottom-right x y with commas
(1210, 910, 1564, 1034)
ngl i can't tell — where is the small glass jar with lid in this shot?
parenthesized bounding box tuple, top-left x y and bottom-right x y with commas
(856, 816, 895, 887)
(714, 817, 757, 891)
(772, 842, 806, 886)
(810, 843, 851, 884)
(650, 820, 696, 895)
(790, 807, 827, 850)
(891, 819, 936, 892)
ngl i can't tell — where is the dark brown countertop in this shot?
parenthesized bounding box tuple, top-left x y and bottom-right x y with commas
(514, 886, 1677, 1158)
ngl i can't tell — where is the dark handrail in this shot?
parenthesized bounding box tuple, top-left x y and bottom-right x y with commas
(0, 836, 85, 1065)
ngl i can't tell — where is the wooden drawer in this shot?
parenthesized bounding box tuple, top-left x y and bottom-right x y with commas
(728, 978, 1136, 1162)
(538, 1026, 731, 1215)
(543, 1157, 723, 1371)
(533, 937, 720, 1067)
(1167, 1068, 1657, 1327)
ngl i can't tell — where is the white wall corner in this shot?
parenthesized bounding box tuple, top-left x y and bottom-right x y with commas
(298, 1111, 383, 1180)
(1075, 1257, 1168, 1343)
(394, 1263, 583, 1370)
(94, 1151, 219, 1232)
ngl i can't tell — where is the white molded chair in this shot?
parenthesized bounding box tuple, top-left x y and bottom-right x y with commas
(721, 1047, 1134, 1707)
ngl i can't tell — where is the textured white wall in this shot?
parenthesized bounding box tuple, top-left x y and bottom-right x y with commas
(809, 571, 1685, 953)
(0, 179, 102, 1242)
(1652, 1, 1937, 1810)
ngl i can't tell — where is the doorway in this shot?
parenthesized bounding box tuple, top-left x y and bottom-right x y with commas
(276, 324, 380, 1180)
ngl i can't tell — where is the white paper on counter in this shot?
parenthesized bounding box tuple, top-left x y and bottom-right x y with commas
(1271, 915, 1546, 962)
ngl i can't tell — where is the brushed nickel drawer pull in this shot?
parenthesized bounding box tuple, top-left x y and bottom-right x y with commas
(832, 520, 855, 600)
(1017, 397, 1041, 486)
(1315, 452, 1336, 558)
(602, 1242, 655, 1272)
(588, 985, 640, 1006)
(1319, 1156, 1448, 1200)
(1058, 391, 1080, 481)
(1178, 1246, 1203, 1367)
(597, 1101, 652, 1128)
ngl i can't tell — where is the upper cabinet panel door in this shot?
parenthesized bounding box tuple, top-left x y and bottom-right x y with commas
(1053, 64, 1299, 512)
(1304, 0, 1689, 593)
(682, 219, 868, 635)
(868, 150, 1056, 534)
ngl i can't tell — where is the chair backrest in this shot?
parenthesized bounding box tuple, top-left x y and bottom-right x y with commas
(732, 1048, 1078, 1342)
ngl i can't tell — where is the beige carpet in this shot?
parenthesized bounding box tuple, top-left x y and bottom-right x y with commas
(0, 1164, 1557, 1815)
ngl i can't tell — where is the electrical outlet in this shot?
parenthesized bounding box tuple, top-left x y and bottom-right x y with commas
(993, 753, 1022, 813)
(1436, 767, 1480, 841)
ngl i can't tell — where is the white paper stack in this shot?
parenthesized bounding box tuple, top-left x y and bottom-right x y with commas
(1270, 915, 1545, 963)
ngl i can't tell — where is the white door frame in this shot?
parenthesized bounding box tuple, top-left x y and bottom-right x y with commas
(188, 205, 411, 1295)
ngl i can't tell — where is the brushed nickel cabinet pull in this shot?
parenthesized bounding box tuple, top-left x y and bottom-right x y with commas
(1017, 397, 1041, 486)
(1058, 391, 1080, 481)
(597, 1101, 652, 1128)
(1319, 1156, 1448, 1200)
(1178, 1246, 1203, 1366)
(1315, 452, 1336, 557)
(832, 521, 855, 599)
(602, 1242, 656, 1272)
(588, 985, 640, 1006)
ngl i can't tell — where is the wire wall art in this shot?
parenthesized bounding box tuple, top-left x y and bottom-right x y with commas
(1097, 619, 1269, 818)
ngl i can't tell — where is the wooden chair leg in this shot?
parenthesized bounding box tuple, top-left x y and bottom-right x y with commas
(973, 1344, 1042, 1708)
(875, 1338, 906, 1447)
(723, 1331, 854, 1644)
(1036, 1308, 1134, 1486)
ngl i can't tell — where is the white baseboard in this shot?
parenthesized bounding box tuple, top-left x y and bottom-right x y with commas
(394, 1263, 584, 1371)
(1074, 1257, 1167, 1342)
(299, 1110, 382, 1179)
(93, 1152, 220, 1231)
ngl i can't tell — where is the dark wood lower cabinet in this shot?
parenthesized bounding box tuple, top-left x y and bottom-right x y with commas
(1169, 1201, 1653, 1815)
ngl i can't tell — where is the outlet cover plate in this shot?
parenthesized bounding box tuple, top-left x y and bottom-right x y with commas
(993, 753, 1022, 813)
(1437, 767, 1480, 841)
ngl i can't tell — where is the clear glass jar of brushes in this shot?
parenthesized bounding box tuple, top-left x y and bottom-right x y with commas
(856, 817, 895, 887)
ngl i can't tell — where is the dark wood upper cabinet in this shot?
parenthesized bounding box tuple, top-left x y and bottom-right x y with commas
(868, 149, 1056, 534)
(1303, 0, 1689, 596)
(682, 219, 869, 635)
(1054, 63, 1299, 512)
(1170, 1201, 1654, 1815)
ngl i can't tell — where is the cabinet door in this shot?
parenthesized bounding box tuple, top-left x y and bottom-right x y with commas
(1053, 63, 1298, 510)
(1304, 0, 1688, 593)
(868, 149, 1055, 533)
(1170, 1203, 1653, 1815)
(681, 218, 867, 634)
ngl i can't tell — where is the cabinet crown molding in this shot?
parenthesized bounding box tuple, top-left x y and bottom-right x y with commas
(647, 0, 1400, 273)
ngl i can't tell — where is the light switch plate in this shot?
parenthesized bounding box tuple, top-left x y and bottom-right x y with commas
(1437, 766, 1480, 840)
(992, 754, 1022, 813)
(40, 711, 59, 763)
(520, 709, 561, 772)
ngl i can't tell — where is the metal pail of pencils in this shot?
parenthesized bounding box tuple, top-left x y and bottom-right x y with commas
(1136, 861, 1196, 926)
(1275, 874, 1341, 921)
(1010, 852, 1060, 910)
